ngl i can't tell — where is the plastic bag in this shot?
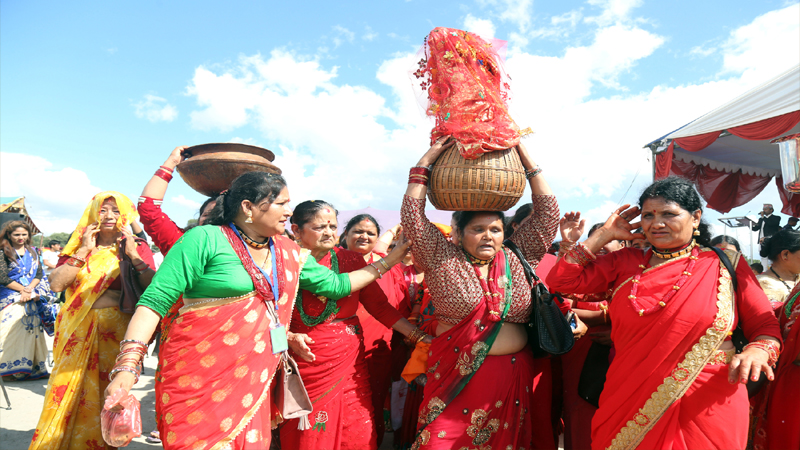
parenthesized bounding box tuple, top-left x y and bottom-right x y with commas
(101, 388, 142, 447)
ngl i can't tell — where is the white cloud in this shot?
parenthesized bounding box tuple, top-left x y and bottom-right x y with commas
(180, 3, 799, 221)
(133, 94, 178, 122)
(584, 0, 644, 26)
(0, 152, 102, 234)
(463, 14, 497, 39)
(478, 0, 533, 32)
(172, 194, 202, 210)
(689, 44, 717, 57)
(721, 3, 800, 81)
(362, 26, 378, 41)
(332, 25, 355, 48)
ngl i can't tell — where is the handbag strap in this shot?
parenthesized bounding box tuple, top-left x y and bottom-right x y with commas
(709, 246, 738, 292)
(503, 240, 538, 286)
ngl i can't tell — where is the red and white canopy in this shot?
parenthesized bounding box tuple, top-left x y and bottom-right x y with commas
(647, 65, 800, 214)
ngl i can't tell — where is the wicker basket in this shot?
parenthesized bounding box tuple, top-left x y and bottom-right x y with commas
(428, 146, 526, 211)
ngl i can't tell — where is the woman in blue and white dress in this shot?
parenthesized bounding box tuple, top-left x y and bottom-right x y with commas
(0, 220, 53, 380)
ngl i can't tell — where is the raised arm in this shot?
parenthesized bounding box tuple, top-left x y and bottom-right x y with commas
(139, 146, 191, 254)
(509, 142, 559, 267)
(300, 238, 412, 299)
(401, 137, 460, 272)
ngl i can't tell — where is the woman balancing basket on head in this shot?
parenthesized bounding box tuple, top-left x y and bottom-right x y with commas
(412, 26, 532, 212)
(402, 27, 567, 450)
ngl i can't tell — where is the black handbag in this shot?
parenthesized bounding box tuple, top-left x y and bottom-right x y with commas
(504, 241, 574, 357)
(577, 342, 611, 407)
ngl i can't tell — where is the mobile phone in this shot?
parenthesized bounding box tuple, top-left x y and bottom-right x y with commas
(567, 311, 578, 330)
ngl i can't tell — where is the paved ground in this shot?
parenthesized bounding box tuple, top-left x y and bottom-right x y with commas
(0, 334, 161, 450)
(0, 335, 398, 450)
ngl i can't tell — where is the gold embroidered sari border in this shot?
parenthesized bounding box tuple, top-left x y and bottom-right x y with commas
(607, 258, 735, 450)
(179, 291, 256, 315)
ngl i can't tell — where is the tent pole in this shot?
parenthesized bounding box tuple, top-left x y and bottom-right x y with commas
(650, 148, 656, 181)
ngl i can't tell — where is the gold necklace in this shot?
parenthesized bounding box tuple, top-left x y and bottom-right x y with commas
(465, 251, 494, 266)
(653, 240, 696, 259)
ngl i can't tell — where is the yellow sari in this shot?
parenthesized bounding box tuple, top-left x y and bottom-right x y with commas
(30, 192, 139, 450)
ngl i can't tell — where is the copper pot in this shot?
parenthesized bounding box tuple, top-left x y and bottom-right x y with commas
(176, 143, 282, 197)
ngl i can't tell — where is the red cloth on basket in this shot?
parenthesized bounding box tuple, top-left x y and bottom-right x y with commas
(414, 27, 525, 159)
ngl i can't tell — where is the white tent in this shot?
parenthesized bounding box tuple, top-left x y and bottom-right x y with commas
(645, 65, 800, 213)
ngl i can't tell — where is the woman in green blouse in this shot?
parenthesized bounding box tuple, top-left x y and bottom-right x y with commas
(104, 172, 409, 449)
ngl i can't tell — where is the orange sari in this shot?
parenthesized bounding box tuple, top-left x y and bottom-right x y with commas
(155, 228, 304, 449)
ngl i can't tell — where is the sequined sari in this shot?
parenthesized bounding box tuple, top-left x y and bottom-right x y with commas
(155, 227, 304, 450)
(412, 249, 537, 450)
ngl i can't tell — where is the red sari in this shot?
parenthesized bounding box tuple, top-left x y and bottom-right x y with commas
(354, 250, 404, 442)
(155, 228, 302, 450)
(751, 288, 800, 450)
(547, 247, 782, 450)
(281, 248, 403, 450)
(413, 249, 537, 450)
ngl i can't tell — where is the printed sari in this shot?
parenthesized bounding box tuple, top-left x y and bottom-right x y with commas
(31, 191, 147, 450)
(155, 227, 304, 450)
(1, 249, 51, 379)
(413, 250, 537, 450)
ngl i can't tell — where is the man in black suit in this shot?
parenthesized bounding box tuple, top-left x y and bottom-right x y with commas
(752, 203, 781, 266)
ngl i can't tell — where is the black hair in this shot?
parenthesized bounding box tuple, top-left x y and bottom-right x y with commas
(759, 229, 800, 261)
(750, 262, 764, 273)
(291, 200, 339, 229)
(455, 211, 506, 237)
(205, 172, 287, 226)
(47, 240, 61, 247)
(199, 197, 216, 216)
(340, 214, 381, 250)
(505, 203, 533, 238)
(637, 176, 712, 247)
(588, 223, 604, 238)
(710, 235, 741, 252)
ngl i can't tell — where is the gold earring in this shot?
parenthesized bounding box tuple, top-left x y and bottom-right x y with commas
(245, 213, 253, 224)
(693, 228, 700, 236)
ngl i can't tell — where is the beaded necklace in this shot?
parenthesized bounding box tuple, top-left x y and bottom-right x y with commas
(652, 240, 696, 259)
(472, 248, 511, 322)
(628, 246, 699, 317)
(234, 225, 270, 249)
(465, 251, 494, 266)
(769, 267, 795, 292)
(297, 249, 341, 326)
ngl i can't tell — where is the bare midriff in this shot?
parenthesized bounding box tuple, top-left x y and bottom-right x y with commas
(91, 289, 121, 309)
(436, 321, 528, 355)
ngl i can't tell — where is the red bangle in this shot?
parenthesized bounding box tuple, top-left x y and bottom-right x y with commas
(410, 167, 431, 176)
(408, 177, 429, 186)
(65, 257, 85, 268)
(154, 169, 173, 182)
(159, 165, 175, 173)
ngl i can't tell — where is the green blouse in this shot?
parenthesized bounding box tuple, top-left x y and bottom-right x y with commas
(138, 226, 352, 317)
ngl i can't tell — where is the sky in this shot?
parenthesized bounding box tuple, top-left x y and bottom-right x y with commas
(2, 0, 799, 259)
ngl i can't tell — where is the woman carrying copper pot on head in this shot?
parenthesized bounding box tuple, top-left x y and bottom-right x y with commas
(103, 172, 415, 450)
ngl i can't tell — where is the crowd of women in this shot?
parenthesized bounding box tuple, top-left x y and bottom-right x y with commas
(1, 139, 797, 450)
